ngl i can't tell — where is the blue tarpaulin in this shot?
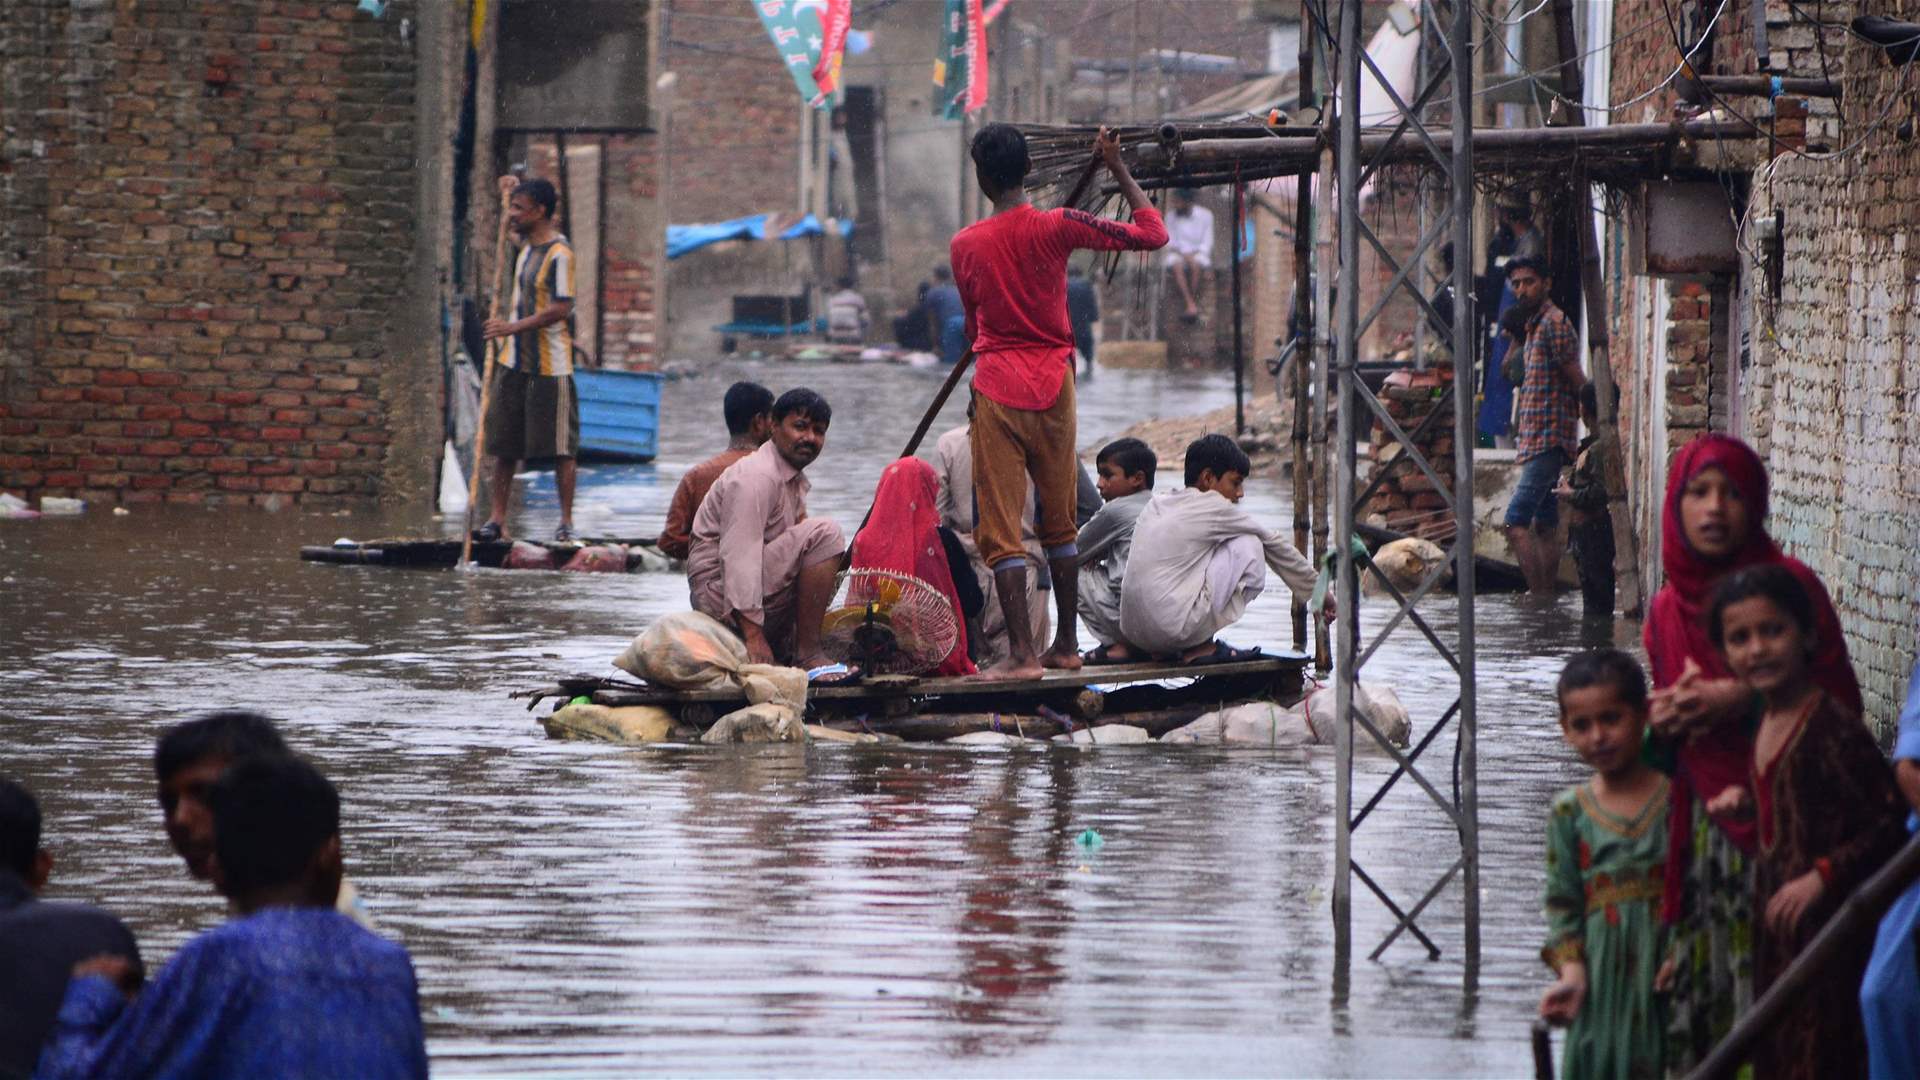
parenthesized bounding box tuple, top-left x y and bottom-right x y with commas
(667, 214, 855, 260)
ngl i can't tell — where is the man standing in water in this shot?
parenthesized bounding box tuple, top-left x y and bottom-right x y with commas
(478, 174, 580, 543)
(1502, 255, 1583, 595)
(949, 125, 1166, 680)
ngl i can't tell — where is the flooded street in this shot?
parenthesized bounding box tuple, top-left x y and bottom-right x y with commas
(1, 361, 1633, 1076)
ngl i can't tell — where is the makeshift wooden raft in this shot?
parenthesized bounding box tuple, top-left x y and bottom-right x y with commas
(515, 653, 1311, 742)
(298, 536, 670, 572)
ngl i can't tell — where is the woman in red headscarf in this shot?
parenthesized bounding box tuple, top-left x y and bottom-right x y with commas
(848, 458, 979, 677)
(1645, 433, 1861, 1072)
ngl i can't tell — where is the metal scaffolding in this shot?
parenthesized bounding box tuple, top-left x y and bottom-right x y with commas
(1326, 0, 1479, 971)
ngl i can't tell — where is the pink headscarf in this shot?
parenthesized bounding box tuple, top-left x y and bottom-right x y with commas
(850, 459, 976, 676)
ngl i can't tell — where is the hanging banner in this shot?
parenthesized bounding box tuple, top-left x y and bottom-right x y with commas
(982, 0, 1010, 25)
(810, 0, 852, 99)
(933, 0, 988, 120)
(754, 0, 833, 109)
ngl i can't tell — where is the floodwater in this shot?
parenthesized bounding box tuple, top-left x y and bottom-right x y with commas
(1, 360, 1635, 1076)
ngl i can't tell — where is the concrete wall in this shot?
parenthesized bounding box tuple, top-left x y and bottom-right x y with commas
(0, 0, 444, 505)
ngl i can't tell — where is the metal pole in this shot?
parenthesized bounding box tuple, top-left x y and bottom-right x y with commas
(1332, 0, 1361, 964)
(1290, 3, 1317, 655)
(1449, 0, 1481, 978)
(1232, 170, 1246, 435)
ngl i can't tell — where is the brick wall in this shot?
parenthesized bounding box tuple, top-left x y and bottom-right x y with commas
(1739, 0, 1920, 732)
(1605, 0, 1920, 729)
(0, 0, 436, 505)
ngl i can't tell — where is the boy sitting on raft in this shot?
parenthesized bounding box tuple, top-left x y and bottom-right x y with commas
(1117, 434, 1330, 664)
(1076, 437, 1155, 664)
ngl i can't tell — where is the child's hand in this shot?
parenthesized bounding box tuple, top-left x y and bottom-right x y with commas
(1704, 784, 1751, 819)
(1897, 760, 1920, 816)
(1538, 961, 1587, 1025)
(1765, 869, 1826, 938)
(1653, 955, 1677, 993)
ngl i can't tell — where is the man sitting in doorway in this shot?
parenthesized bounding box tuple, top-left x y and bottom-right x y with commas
(1164, 187, 1214, 322)
(657, 381, 775, 562)
(687, 388, 851, 677)
(1502, 254, 1584, 595)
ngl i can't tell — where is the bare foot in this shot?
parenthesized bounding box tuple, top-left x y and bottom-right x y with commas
(1041, 648, 1083, 672)
(979, 657, 1044, 682)
(1178, 639, 1219, 663)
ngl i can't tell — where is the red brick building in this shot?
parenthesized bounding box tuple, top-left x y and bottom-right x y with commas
(0, 0, 449, 506)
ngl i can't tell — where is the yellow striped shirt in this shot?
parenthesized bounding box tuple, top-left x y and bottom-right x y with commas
(502, 236, 575, 376)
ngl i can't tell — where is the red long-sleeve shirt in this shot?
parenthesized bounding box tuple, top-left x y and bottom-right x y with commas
(951, 205, 1167, 411)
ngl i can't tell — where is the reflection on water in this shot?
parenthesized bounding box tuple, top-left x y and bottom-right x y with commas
(0, 361, 1632, 1075)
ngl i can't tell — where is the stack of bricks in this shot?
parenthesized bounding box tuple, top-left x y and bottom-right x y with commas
(1361, 367, 1457, 541)
(0, 0, 424, 506)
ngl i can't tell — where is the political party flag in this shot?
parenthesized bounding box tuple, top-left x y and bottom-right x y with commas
(753, 0, 834, 109)
(933, 0, 988, 120)
(811, 0, 852, 98)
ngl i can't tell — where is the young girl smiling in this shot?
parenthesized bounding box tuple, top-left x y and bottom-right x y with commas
(1708, 564, 1906, 1078)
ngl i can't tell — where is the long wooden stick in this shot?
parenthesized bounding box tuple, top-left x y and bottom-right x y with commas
(1688, 831, 1920, 1079)
(459, 187, 517, 568)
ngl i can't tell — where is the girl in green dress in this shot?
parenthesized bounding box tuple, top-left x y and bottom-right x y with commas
(1543, 649, 1670, 1080)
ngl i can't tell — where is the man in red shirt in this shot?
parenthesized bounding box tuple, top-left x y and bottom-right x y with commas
(951, 125, 1167, 679)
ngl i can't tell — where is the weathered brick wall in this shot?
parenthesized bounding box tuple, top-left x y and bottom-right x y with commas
(660, 0, 802, 225)
(1606, 0, 1917, 728)
(0, 0, 432, 505)
(1741, 0, 1920, 732)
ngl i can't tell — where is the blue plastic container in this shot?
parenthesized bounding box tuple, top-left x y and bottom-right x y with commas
(573, 368, 662, 463)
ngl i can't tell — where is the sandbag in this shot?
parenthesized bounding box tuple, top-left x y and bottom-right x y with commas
(541, 703, 674, 743)
(1051, 724, 1151, 746)
(503, 540, 556, 570)
(1162, 701, 1315, 746)
(614, 611, 748, 690)
(701, 703, 805, 744)
(560, 543, 628, 573)
(1306, 682, 1413, 748)
(946, 731, 1040, 746)
(738, 664, 806, 710)
(804, 725, 892, 744)
(1365, 536, 1450, 595)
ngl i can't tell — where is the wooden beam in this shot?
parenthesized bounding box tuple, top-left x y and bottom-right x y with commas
(1695, 74, 1842, 99)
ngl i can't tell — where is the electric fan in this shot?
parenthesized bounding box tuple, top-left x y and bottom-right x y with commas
(821, 568, 961, 675)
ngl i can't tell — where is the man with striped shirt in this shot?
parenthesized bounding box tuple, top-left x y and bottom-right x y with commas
(479, 175, 580, 542)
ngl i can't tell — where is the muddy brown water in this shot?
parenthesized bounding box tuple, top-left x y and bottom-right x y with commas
(1, 361, 1635, 1076)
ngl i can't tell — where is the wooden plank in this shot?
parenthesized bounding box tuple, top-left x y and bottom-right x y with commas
(551, 654, 1308, 708)
(301, 536, 662, 570)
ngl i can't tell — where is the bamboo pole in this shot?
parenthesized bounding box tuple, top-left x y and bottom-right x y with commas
(459, 185, 517, 569)
(1084, 118, 1755, 192)
(1310, 134, 1334, 674)
(1550, 0, 1645, 617)
(1289, 3, 1317, 656)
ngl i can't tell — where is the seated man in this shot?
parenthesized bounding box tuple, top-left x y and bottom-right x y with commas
(934, 417, 1049, 670)
(825, 277, 870, 345)
(688, 388, 848, 673)
(657, 381, 775, 561)
(1076, 437, 1156, 664)
(155, 710, 376, 930)
(924, 266, 966, 366)
(0, 778, 141, 1079)
(37, 756, 429, 1079)
(1118, 434, 1327, 663)
(1164, 187, 1214, 322)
